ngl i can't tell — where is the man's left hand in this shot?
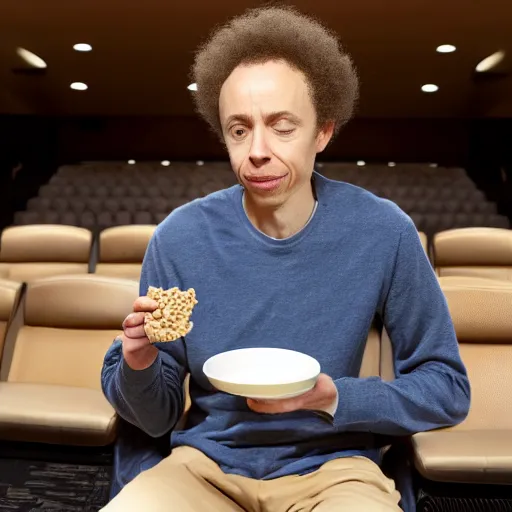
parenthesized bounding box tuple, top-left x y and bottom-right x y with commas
(247, 373, 337, 414)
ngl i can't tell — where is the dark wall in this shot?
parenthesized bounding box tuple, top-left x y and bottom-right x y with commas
(467, 118, 512, 218)
(0, 115, 59, 226)
(55, 116, 471, 166)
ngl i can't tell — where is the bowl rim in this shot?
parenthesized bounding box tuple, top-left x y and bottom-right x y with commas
(202, 347, 321, 386)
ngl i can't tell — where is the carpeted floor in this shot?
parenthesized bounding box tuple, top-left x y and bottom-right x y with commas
(0, 459, 111, 511)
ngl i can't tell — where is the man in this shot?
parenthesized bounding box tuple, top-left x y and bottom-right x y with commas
(101, 6, 470, 511)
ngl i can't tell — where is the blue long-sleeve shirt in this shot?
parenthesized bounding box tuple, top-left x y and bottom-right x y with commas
(102, 172, 470, 481)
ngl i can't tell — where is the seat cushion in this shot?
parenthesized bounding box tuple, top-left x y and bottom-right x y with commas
(8, 327, 122, 391)
(412, 430, 512, 484)
(0, 382, 118, 446)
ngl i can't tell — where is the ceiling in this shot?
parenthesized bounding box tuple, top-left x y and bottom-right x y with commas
(1, 0, 511, 119)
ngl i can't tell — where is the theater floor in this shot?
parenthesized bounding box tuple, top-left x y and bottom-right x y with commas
(0, 443, 111, 511)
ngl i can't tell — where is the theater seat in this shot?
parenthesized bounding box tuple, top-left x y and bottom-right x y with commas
(412, 277, 512, 484)
(0, 225, 92, 282)
(434, 227, 512, 280)
(95, 225, 156, 280)
(418, 231, 428, 253)
(0, 274, 138, 446)
(0, 279, 22, 364)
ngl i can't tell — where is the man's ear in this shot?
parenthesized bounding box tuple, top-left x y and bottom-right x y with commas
(315, 121, 335, 153)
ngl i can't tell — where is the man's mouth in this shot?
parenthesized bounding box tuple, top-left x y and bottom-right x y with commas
(244, 174, 287, 191)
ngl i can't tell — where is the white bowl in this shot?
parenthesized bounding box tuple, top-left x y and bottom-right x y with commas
(202, 348, 321, 399)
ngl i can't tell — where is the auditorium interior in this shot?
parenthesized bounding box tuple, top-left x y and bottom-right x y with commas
(1, 0, 512, 510)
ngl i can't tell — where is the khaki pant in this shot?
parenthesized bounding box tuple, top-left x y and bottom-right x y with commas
(103, 446, 402, 511)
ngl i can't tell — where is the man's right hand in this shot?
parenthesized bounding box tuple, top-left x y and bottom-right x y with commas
(121, 297, 159, 371)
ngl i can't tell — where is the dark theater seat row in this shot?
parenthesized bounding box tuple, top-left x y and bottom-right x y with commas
(11, 161, 510, 234)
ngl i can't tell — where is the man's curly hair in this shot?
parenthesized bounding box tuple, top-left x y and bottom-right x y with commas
(191, 5, 359, 141)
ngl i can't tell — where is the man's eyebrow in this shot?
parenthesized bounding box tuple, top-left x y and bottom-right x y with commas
(225, 114, 252, 126)
(225, 111, 303, 127)
(265, 111, 303, 125)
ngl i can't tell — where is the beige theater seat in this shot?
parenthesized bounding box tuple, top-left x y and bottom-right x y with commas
(418, 231, 428, 254)
(95, 225, 156, 280)
(0, 225, 92, 282)
(0, 274, 139, 446)
(434, 227, 512, 280)
(0, 279, 23, 364)
(412, 277, 512, 484)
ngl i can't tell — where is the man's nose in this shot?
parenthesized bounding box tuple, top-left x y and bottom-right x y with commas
(249, 127, 271, 167)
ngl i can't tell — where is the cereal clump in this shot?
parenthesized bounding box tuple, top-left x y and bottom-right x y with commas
(144, 286, 198, 343)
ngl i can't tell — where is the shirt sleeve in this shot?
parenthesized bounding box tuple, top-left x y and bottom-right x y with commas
(101, 231, 188, 437)
(331, 218, 471, 435)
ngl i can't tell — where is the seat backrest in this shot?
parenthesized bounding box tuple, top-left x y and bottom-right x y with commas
(0, 225, 92, 282)
(418, 232, 428, 254)
(0, 279, 22, 365)
(95, 225, 156, 280)
(439, 276, 512, 430)
(6, 274, 138, 391)
(434, 227, 512, 280)
(359, 322, 381, 378)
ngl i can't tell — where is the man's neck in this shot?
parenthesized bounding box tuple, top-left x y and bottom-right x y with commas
(243, 179, 317, 239)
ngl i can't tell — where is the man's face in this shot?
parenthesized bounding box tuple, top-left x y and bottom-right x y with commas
(219, 60, 333, 208)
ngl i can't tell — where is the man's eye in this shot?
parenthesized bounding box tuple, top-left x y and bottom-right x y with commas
(231, 127, 246, 138)
(276, 128, 295, 135)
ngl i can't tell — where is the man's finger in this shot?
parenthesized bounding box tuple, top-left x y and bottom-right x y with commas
(122, 312, 145, 329)
(247, 396, 304, 414)
(133, 297, 159, 313)
(124, 324, 147, 339)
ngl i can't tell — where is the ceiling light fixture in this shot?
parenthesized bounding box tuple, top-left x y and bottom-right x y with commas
(421, 84, 439, 93)
(388, 162, 396, 167)
(188, 83, 198, 91)
(161, 160, 170, 166)
(70, 82, 88, 91)
(196, 160, 204, 166)
(16, 47, 47, 68)
(128, 159, 136, 165)
(357, 160, 365, 167)
(476, 50, 506, 72)
(73, 43, 92, 52)
(436, 44, 456, 54)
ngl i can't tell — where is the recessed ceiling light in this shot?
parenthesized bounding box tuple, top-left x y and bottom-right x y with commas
(70, 82, 88, 91)
(196, 160, 204, 166)
(476, 50, 505, 72)
(187, 83, 198, 91)
(429, 163, 438, 168)
(388, 162, 396, 167)
(161, 160, 170, 166)
(16, 47, 47, 68)
(436, 44, 456, 54)
(73, 43, 92, 52)
(357, 160, 365, 167)
(128, 159, 136, 165)
(421, 84, 439, 93)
